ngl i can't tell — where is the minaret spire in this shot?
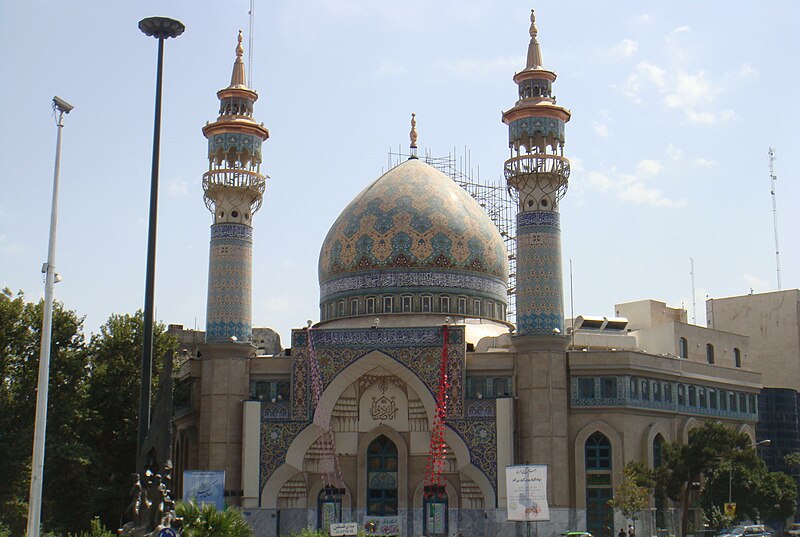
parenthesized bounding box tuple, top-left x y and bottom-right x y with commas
(409, 113, 418, 159)
(526, 9, 543, 69)
(230, 30, 247, 88)
(503, 9, 571, 337)
(201, 31, 270, 343)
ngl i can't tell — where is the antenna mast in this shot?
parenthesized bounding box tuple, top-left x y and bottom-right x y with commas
(769, 147, 781, 290)
(690, 257, 696, 324)
(248, 0, 255, 85)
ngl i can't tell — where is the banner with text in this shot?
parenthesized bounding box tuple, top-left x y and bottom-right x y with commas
(506, 465, 549, 521)
(363, 516, 401, 536)
(183, 470, 225, 511)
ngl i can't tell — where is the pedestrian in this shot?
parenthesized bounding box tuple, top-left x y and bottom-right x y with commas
(629, 525, 635, 537)
(602, 524, 612, 537)
(618, 528, 626, 537)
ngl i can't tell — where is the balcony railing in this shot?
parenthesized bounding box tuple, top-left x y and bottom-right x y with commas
(202, 168, 266, 213)
(504, 153, 570, 182)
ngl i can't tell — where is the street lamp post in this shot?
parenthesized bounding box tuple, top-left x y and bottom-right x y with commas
(728, 439, 771, 504)
(136, 16, 184, 467)
(26, 96, 74, 537)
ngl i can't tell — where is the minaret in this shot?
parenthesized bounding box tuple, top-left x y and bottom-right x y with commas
(503, 9, 572, 512)
(503, 9, 571, 337)
(202, 31, 269, 343)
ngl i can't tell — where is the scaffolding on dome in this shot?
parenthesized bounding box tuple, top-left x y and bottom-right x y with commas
(387, 147, 518, 324)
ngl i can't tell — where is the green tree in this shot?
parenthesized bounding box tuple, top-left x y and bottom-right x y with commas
(0, 288, 90, 535)
(176, 501, 254, 537)
(84, 311, 175, 531)
(609, 462, 652, 532)
(656, 422, 797, 535)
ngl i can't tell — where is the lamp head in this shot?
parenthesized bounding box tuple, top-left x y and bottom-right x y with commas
(139, 17, 185, 39)
(53, 96, 74, 114)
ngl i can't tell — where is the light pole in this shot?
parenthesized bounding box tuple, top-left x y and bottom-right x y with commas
(728, 439, 771, 504)
(26, 96, 74, 537)
(137, 16, 184, 467)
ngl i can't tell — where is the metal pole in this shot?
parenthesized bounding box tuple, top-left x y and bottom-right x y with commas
(135, 17, 184, 468)
(137, 34, 165, 457)
(26, 98, 72, 537)
(728, 463, 732, 504)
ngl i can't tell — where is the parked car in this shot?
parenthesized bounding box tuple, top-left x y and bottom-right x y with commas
(717, 526, 774, 537)
(784, 524, 800, 537)
(559, 532, 592, 537)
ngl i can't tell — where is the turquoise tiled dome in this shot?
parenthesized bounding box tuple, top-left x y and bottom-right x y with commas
(318, 159, 508, 321)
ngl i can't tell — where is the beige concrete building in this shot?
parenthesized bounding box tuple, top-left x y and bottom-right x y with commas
(705, 290, 800, 491)
(170, 13, 763, 537)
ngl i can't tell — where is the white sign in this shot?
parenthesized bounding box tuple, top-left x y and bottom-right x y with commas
(330, 522, 359, 536)
(183, 470, 226, 511)
(506, 465, 550, 521)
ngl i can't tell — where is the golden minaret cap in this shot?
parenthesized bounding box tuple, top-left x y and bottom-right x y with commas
(526, 9, 543, 70)
(410, 113, 418, 149)
(229, 30, 247, 88)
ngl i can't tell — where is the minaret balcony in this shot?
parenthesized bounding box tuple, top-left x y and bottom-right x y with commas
(505, 153, 570, 186)
(202, 168, 266, 213)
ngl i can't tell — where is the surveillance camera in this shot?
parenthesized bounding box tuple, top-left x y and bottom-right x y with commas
(52, 96, 74, 114)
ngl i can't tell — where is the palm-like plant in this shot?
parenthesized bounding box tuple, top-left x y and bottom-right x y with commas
(175, 501, 253, 537)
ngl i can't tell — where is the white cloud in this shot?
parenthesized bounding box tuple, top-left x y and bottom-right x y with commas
(167, 180, 188, 197)
(619, 73, 643, 104)
(585, 162, 685, 208)
(587, 171, 613, 191)
(693, 158, 716, 168)
(664, 71, 715, 108)
(743, 274, 769, 293)
(612, 39, 638, 58)
(619, 181, 683, 208)
(636, 159, 663, 176)
(684, 109, 716, 124)
(720, 109, 738, 121)
(666, 143, 683, 160)
(633, 14, 652, 25)
(737, 62, 758, 79)
(638, 61, 667, 87)
(672, 25, 691, 34)
(593, 121, 610, 138)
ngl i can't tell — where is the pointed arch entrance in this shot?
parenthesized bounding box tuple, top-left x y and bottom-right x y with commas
(367, 435, 399, 516)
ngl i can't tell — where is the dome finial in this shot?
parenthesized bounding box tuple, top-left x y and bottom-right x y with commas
(526, 9, 543, 69)
(236, 30, 244, 58)
(230, 29, 247, 88)
(409, 113, 419, 159)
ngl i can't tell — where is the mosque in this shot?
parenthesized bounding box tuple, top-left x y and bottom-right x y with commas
(170, 11, 765, 537)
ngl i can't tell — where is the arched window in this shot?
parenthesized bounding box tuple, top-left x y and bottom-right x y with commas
(585, 432, 613, 537)
(652, 434, 664, 468)
(679, 337, 688, 359)
(367, 436, 398, 516)
(423, 487, 448, 536)
(653, 434, 666, 527)
(706, 343, 715, 364)
(318, 486, 343, 529)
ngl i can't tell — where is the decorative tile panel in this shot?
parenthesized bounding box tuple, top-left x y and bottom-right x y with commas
(515, 211, 563, 335)
(508, 117, 565, 144)
(206, 223, 253, 342)
(320, 270, 507, 303)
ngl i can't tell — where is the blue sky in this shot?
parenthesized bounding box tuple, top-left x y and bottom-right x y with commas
(1, 0, 798, 346)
